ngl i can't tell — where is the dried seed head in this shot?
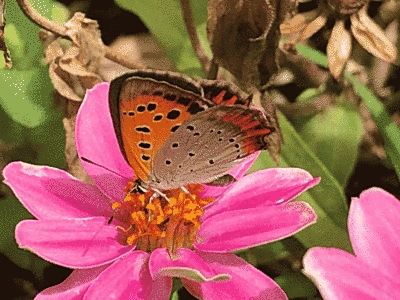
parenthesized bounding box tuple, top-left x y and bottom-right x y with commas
(350, 7, 397, 63)
(327, 0, 368, 15)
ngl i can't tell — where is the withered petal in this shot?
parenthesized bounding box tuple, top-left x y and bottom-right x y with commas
(350, 7, 397, 62)
(327, 20, 352, 79)
(280, 9, 321, 35)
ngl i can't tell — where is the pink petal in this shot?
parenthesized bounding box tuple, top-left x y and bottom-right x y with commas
(195, 202, 316, 252)
(76, 83, 133, 202)
(203, 168, 320, 219)
(16, 218, 133, 268)
(303, 247, 400, 300)
(149, 248, 229, 282)
(85, 251, 172, 300)
(349, 187, 400, 278)
(3, 162, 112, 220)
(202, 152, 260, 199)
(182, 252, 287, 300)
(35, 264, 110, 300)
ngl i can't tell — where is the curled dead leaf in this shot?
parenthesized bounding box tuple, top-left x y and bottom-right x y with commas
(298, 11, 328, 41)
(207, 0, 297, 89)
(350, 7, 397, 63)
(41, 12, 106, 101)
(327, 20, 352, 79)
(280, 9, 320, 35)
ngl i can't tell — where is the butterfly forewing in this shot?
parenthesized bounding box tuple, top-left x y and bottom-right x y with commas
(109, 72, 214, 182)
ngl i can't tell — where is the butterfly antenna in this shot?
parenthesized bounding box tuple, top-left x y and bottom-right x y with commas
(82, 217, 111, 257)
(80, 157, 126, 179)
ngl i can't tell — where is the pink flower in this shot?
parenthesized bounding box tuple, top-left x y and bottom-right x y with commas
(5, 83, 320, 300)
(303, 187, 400, 300)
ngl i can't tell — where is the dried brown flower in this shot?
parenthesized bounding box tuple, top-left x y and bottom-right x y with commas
(281, 1, 397, 79)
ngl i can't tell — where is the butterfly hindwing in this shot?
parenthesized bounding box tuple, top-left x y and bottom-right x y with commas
(199, 79, 252, 106)
(150, 105, 274, 190)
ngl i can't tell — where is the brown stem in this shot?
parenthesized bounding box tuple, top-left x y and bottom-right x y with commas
(180, 0, 210, 73)
(279, 49, 329, 89)
(277, 93, 333, 120)
(207, 57, 219, 79)
(16, 0, 143, 70)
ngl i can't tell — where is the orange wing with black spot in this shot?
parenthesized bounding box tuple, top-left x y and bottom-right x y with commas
(109, 70, 215, 182)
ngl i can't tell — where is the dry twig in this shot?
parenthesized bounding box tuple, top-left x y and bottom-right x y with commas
(180, 0, 210, 73)
(16, 0, 143, 70)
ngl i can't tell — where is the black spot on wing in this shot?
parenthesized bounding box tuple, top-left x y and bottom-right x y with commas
(147, 103, 157, 111)
(135, 126, 150, 133)
(142, 155, 150, 161)
(153, 91, 163, 96)
(177, 96, 192, 106)
(164, 93, 177, 101)
(171, 125, 180, 132)
(166, 110, 181, 120)
(138, 142, 151, 149)
(153, 114, 163, 121)
(187, 102, 203, 114)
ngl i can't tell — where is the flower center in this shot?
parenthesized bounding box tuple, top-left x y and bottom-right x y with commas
(111, 181, 215, 253)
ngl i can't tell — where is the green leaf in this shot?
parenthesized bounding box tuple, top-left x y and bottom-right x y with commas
(170, 290, 179, 300)
(115, 0, 209, 76)
(295, 43, 328, 68)
(294, 43, 400, 180)
(237, 241, 289, 266)
(275, 273, 318, 299)
(280, 112, 349, 229)
(3, 0, 53, 69)
(0, 105, 28, 145)
(1, 23, 27, 69)
(346, 74, 400, 179)
(30, 106, 65, 168)
(0, 196, 31, 264)
(250, 112, 352, 251)
(0, 67, 53, 127)
(51, 1, 70, 23)
(0, 196, 49, 276)
(170, 278, 183, 298)
(293, 91, 363, 187)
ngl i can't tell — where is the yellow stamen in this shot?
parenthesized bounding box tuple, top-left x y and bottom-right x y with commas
(110, 182, 215, 253)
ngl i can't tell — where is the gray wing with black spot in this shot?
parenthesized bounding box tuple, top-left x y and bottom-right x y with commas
(149, 105, 273, 190)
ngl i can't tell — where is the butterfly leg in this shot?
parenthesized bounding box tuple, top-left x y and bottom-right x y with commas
(151, 188, 170, 202)
(180, 186, 196, 200)
(147, 189, 170, 223)
(130, 179, 147, 194)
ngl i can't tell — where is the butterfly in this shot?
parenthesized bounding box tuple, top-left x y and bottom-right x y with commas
(108, 69, 274, 193)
